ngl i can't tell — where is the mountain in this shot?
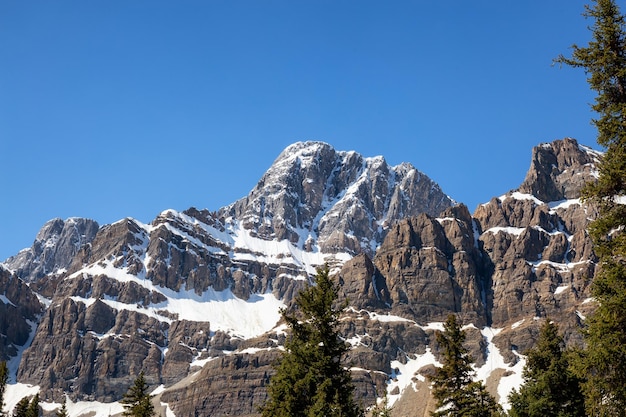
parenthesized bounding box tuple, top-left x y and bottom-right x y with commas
(0, 138, 600, 416)
(3, 217, 100, 283)
(219, 141, 453, 256)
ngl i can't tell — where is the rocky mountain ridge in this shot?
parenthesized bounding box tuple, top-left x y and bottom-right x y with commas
(0, 138, 600, 416)
(219, 141, 453, 256)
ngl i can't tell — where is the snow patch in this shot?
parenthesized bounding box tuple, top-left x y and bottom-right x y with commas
(554, 285, 569, 295)
(3, 384, 40, 416)
(549, 199, 581, 210)
(484, 227, 526, 237)
(387, 348, 441, 406)
(70, 260, 284, 339)
(474, 327, 525, 412)
(0, 293, 15, 306)
(368, 312, 414, 323)
(500, 192, 544, 206)
(190, 355, 219, 368)
(511, 319, 525, 329)
(384, 324, 526, 412)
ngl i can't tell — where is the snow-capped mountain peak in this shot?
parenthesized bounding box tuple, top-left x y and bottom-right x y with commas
(220, 141, 453, 257)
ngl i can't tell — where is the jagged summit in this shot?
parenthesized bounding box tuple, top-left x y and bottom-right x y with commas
(517, 137, 602, 203)
(3, 217, 99, 282)
(220, 141, 453, 256)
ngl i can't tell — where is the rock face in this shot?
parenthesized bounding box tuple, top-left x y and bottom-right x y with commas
(0, 265, 44, 361)
(3, 218, 99, 282)
(1, 138, 602, 417)
(518, 137, 601, 202)
(220, 141, 454, 256)
(373, 204, 487, 326)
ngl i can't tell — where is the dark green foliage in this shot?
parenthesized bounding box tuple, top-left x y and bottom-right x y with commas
(121, 372, 155, 417)
(556, 1, 626, 415)
(10, 394, 39, 417)
(12, 397, 30, 417)
(508, 321, 585, 417)
(55, 398, 69, 417)
(260, 265, 363, 417)
(429, 314, 501, 417)
(0, 361, 7, 416)
(26, 394, 39, 417)
(370, 391, 392, 417)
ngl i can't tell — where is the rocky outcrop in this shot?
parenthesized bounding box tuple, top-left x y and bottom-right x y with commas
(336, 254, 391, 310)
(518, 137, 601, 202)
(161, 351, 278, 417)
(374, 204, 488, 326)
(17, 296, 167, 402)
(475, 195, 597, 360)
(0, 266, 44, 361)
(3, 218, 99, 282)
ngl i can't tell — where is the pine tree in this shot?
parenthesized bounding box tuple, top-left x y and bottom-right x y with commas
(429, 314, 501, 417)
(370, 391, 392, 417)
(26, 394, 39, 417)
(12, 397, 30, 417)
(260, 265, 363, 417)
(555, 1, 626, 415)
(121, 372, 155, 417)
(55, 398, 69, 417)
(508, 321, 585, 417)
(0, 361, 8, 416)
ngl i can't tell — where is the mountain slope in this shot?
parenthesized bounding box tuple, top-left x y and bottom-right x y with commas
(0, 138, 600, 417)
(1, 142, 453, 410)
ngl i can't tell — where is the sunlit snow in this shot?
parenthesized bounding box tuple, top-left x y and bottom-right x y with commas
(500, 192, 544, 206)
(554, 285, 569, 295)
(484, 226, 526, 237)
(69, 260, 284, 339)
(388, 348, 441, 406)
(379, 322, 526, 412)
(0, 293, 15, 306)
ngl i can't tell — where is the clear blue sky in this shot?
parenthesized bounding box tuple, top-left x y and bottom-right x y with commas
(1, 1, 600, 260)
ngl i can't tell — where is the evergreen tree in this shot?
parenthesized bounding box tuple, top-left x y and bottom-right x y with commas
(370, 391, 392, 417)
(556, 1, 626, 415)
(121, 372, 155, 417)
(0, 361, 8, 416)
(508, 321, 585, 417)
(429, 314, 501, 417)
(25, 394, 39, 417)
(260, 265, 363, 417)
(12, 397, 30, 417)
(55, 398, 69, 417)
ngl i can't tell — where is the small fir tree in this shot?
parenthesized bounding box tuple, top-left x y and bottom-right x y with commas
(260, 265, 363, 417)
(429, 314, 501, 417)
(26, 394, 39, 417)
(12, 397, 30, 417)
(0, 361, 8, 416)
(556, 1, 626, 415)
(121, 372, 155, 417)
(55, 398, 69, 417)
(370, 391, 393, 417)
(508, 321, 585, 417)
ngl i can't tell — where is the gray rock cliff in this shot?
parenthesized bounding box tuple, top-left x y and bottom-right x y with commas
(3, 218, 99, 282)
